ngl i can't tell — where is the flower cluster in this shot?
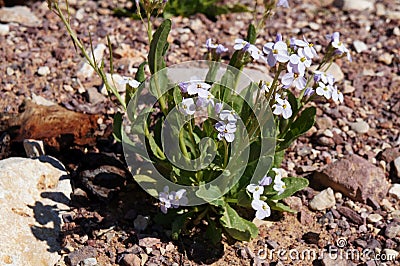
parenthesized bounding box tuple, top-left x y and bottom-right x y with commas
(215, 108, 239, 143)
(206, 38, 228, 60)
(179, 77, 240, 143)
(246, 168, 287, 220)
(158, 186, 188, 214)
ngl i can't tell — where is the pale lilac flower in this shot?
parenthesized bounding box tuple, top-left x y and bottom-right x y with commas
(259, 175, 272, 186)
(275, 33, 283, 42)
(294, 36, 318, 59)
(169, 189, 188, 208)
(281, 70, 307, 90)
(273, 98, 292, 119)
(178, 81, 189, 93)
(304, 87, 315, 97)
(196, 89, 214, 107)
(331, 86, 344, 103)
(329, 32, 352, 62)
(180, 98, 196, 115)
(251, 199, 271, 219)
(187, 81, 211, 95)
(247, 184, 264, 199)
(314, 71, 334, 85)
(214, 102, 223, 114)
(206, 38, 218, 50)
(120, 76, 140, 88)
(263, 41, 290, 67)
(219, 109, 239, 124)
(159, 186, 171, 214)
(216, 44, 228, 54)
(233, 38, 249, 50)
(316, 81, 333, 99)
(276, 0, 289, 8)
(215, 121, 236, 142)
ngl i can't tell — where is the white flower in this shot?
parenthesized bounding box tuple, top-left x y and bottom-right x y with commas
(215, 121, 236, 142)
(233, 38, 249, 50)
(248, 44, 265, 61)
(294, 36, 318, 59)
(120, 76, 140, 88)
(272, 167, 286, 178)
(246, 184, 264, 200)
(273, 98, 292, 119)
(273, 177, 286, 195)
(314, 71, 334, 85)
(263, 41, 290, 67)
(159, 186, 171, 214)
(332, 86, 344, 103)
(187, 80, 211, 95)
(316, 81, 333, 99)
(251, 199, 271, 219)
(281, 69, 307, 90)
(196, 89, 214, 107)
(219, 110, 239, 124)
(169, 189, 188, 208)
(261, 81, 272, 94)
(180, 98, 196, 116)
(290, 48, 312, 75)
(206, 38, 218, 50)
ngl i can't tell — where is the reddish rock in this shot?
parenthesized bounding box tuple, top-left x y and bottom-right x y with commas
(15, 101, 99, 150)
(336, 206, 363, 225)
(313, 155, 390, 203)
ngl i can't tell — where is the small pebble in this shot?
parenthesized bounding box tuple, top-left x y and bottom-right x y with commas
(389, 184, 400, 200)
(367, 213, 383, 223)
(37, 66, 51, 76)
(349, 121, 369, 134)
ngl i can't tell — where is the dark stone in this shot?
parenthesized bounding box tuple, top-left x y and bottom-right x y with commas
(302, 232, 320, 245)
(354, 239, 368, 249)
(336, 206, 363, 225)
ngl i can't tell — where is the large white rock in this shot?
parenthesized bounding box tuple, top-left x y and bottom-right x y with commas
(0, 156, 72, 266)
(0, 6, 41, 27)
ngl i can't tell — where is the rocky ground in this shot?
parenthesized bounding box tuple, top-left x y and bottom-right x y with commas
(0, 0, 399, 265)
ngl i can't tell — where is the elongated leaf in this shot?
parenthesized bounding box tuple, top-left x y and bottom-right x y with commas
(135, 61, 147, 82)
(270, 177, 309, 200)
(148, 19, 171, 74)
(246, 24, 257, 44)
(220, 203, 258, 241)
(112, 112, 123, 142)
(267, 201, 296, 213)
(277, 106, 316, 151)
(172, 212, 193, 240)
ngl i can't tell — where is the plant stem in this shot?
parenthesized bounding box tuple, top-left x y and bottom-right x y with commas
(223, 139, 229, 168)
(179, 126, 190, 159)
(54, 2, 125, 109)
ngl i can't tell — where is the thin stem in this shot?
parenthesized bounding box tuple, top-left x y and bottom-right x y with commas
(223, 139, 229, 168)
(179, 126, 190, 159)
(53, 1, 125, 109)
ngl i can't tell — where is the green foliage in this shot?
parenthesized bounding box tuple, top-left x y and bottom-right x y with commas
(148, 19, 171, 74)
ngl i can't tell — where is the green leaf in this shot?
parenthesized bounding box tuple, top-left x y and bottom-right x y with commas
(135, 61, 147, 83)
(112, 112, 123, 142)
(148, 19, 171, 74)
(270, 177, 309, 200)
(277, 106, 316, 151)
(267, 201, 296, 213)
(246, 24, 257, 44)
(220, 203, 258, 241)
(173, 86, 182, 106)
(273, 150, 285, 169)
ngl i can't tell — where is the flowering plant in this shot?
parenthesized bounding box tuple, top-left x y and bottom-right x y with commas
(47, 0, 351, 242)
